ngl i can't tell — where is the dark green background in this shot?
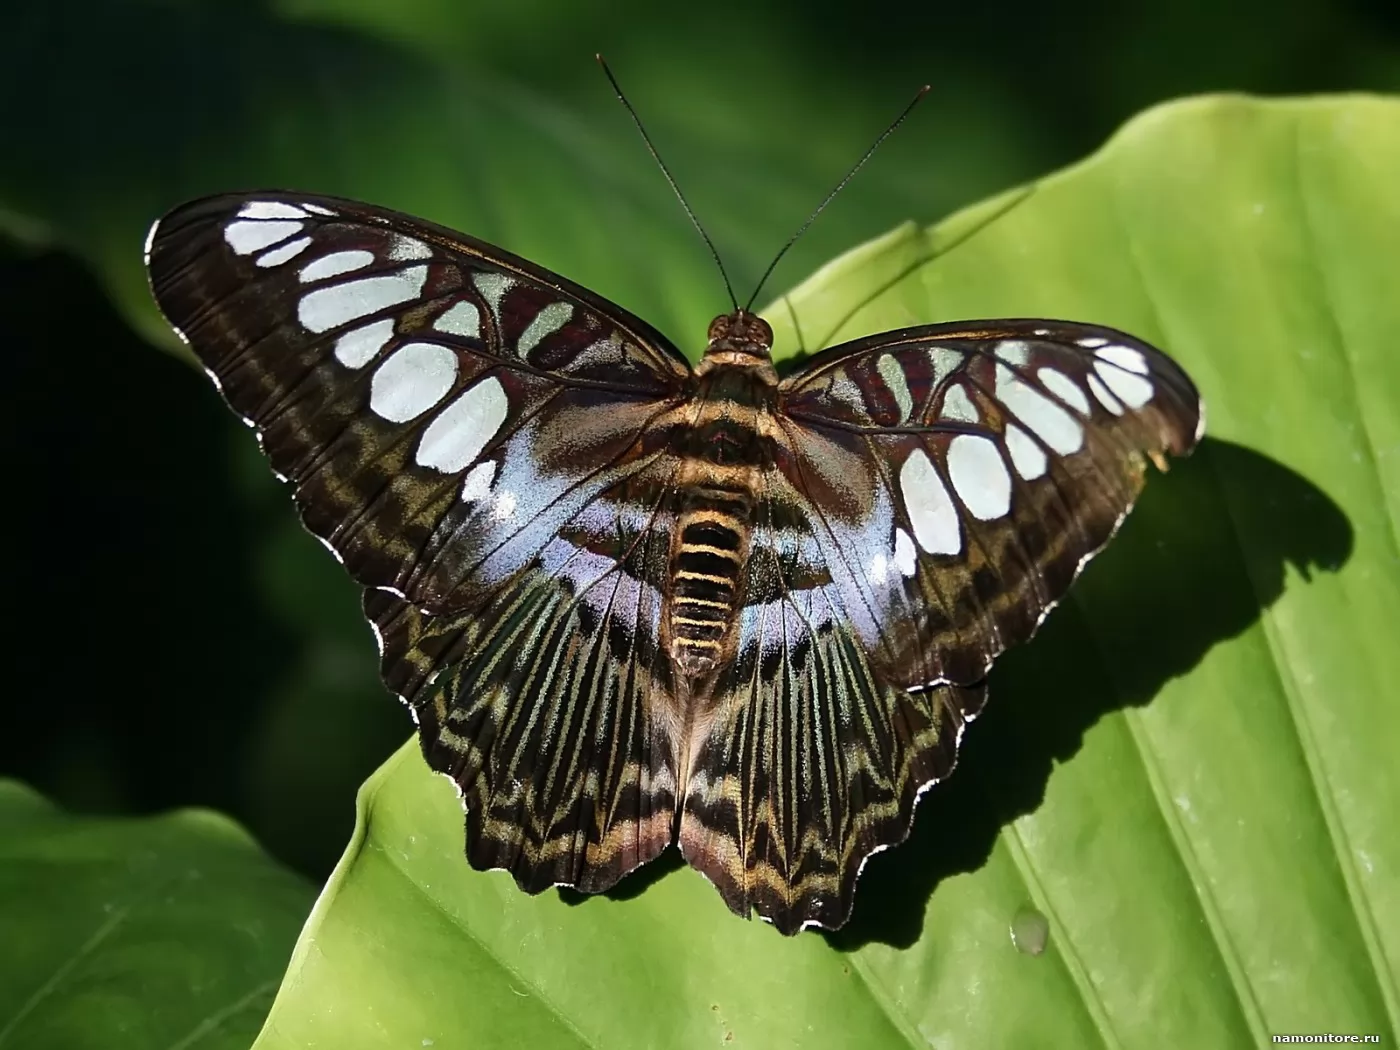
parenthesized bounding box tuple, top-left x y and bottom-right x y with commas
(2, 0, 1396, 885)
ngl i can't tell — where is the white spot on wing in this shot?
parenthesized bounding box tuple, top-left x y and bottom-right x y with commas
(299, 250, 375, 283)
(434, 302, 481, 338)
(460, 460, 497, 503)
(238, 201, 308, 220)
(948, 434, 1011, 519)
(1005, 423, 1047, 480)
(941, 384, 979, 422)
(416, 376, 508, 473)
(877, 354, 914, 420)
(388, 236, 433, 261)
(493, 490, 518, 520)
(929, 347, 963, 386)
(224, 219, 303, 255)
(869, 553, 888, 585)
(1095, 363, 1153, 409)
(370, 342, 458, 422)
(517, 301, 574, 356)
(334, 318, 396, 368)
(1037, 368, 1091, 414)
(312, 532, 346, 565)
(893, 528, 917, 576)
(1087, 373, 1125, 415)
(471, 272, 513, 320)
(995, 363, 1083, 454)
(256, 236, 312, 267)
(302, 202, 336, 216)
(1076, 336, 1109, 348)
(299, 265, 428, 333)
(995, 339, 1030, 366)
(1093, 346, 1153, 408)
(142, 220, 160, 265)
(1096, 344, 1149, 374)
(829, 373, 865, 412)
(900, 448, 960, 554)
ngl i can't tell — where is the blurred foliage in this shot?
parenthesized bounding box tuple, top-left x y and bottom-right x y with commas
(0, 781, 312, 1050)
(2, 0, 1397, 892)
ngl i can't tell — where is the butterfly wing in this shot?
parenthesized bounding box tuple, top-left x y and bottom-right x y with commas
(146, 192, 694, 892)
(679, 320, 1201, 932)
(778, 319, 1202, 687)
(363, 464, 681, 894)
(677, 467, 989, 933)
(147, 192, 693, 610)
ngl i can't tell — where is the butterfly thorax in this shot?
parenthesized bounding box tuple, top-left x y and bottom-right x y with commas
(664, 312, 779, 680)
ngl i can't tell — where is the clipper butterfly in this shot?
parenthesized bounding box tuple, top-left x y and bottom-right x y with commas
(145, 179, 1200, 934)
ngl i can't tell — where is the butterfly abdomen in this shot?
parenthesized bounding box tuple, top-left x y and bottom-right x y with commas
(663, 359, 776, 679)
(667, 487, 750, 678)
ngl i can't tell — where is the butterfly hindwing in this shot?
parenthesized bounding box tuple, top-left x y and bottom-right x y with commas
(362, 454, 689, 893)
(365, 539, 678, 893)
(677, 554, 988, 932)
(670, 447, 989, 934)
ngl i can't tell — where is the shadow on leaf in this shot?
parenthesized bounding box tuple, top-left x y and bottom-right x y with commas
(564, 438, 1351, 934)
(558, 847, 687, 907)
(828, 436, 1352, 949)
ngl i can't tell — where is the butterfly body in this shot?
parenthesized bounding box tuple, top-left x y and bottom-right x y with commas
(146, 192, 1202, 934)
(665, 312, 778, 679)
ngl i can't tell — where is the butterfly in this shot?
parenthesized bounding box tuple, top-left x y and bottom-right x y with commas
(144, 188, 1201, 934)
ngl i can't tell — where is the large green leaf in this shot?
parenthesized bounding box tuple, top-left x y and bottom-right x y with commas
(250, 95, 1399, 1048)
(0, 781, 315, 1050)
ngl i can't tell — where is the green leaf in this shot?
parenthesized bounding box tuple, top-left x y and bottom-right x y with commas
(251, 94, 1400, 1048)
(0, 782, 315, 1050)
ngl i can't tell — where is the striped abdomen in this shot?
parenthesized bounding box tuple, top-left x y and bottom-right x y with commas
(667, 490, 750, 678)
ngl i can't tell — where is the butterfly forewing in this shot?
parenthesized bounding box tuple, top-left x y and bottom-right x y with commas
(775, 321, 1202, 688)
(359, 453, 691, 893)
(146, 193, 693, 612)
(147, 191, 1202, 935)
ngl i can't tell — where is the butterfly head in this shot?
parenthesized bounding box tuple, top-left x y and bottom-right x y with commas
(703, 310, 774, 367)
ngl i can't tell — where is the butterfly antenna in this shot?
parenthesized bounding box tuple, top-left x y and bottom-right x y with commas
(597, 54, 739, 313)
(743, 85, 930, 314)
